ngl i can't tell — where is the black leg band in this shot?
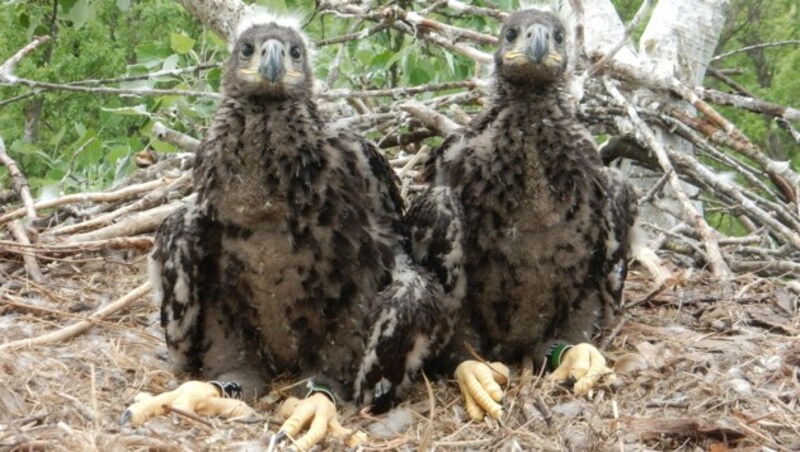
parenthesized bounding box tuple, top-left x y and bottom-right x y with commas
(305, 379, 337, 405)
(208, 380, 244, 400)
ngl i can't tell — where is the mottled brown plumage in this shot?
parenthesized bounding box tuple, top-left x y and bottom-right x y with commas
(410, 9, 636, 390)
(133, 17, 458, 426)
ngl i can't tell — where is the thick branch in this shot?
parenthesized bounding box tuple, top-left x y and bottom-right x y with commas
(398, 100, 460, 136)
(152, 122, 200, 152)
(7, 220, 45, 283)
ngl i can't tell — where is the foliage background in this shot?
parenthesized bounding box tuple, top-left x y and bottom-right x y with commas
(0, 0, 798, 202)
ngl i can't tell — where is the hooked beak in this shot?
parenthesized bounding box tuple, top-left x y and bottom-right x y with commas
(259, 39, 285, 84)
(525, 24, 549, 63)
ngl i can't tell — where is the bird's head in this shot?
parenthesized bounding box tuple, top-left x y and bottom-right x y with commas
(494, 9, 567, 89)
(223, 16, 313, 100)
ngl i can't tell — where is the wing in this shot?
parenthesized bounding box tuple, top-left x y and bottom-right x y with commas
(354, 255, 451, 413)
(404, 186, 466, 297)
(599, 167, 637, 312)
(152, 202, 220, 372)
(421, 105, 503, 185)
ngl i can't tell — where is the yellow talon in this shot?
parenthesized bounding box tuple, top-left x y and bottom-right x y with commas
(277, 393, 360, 451)
(549, 343, 615, 395)
(455, 360, 510, 421)
(120, 381, 255, 425)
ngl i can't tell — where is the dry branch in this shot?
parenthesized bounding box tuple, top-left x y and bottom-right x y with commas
(0, 281, 152, 352)
(152, 122, 200, 152)
(604, 78, 732, 278)
(7, 220, 44, 283)
(0, 137, 37, 220)
(47, 174, 190, 237)
(0, 35, 51, 81)
(695, 87, 800, 122)
(398, 100, 461, 136)
(0, 176, 176, 225)
(65, 195, 193, 243)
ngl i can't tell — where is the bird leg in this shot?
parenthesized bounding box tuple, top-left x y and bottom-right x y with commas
(547, 343, 616, 395)
(274, 393, 365, 451)
(454, 360, 510, 421)
(119, 380, 256, 425)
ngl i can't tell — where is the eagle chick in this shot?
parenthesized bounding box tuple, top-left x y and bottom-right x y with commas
(409, 9, 637, 420)
(122, 15, 459, 448)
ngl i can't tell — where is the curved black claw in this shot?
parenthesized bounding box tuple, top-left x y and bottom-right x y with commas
(118, 409, 132, 426)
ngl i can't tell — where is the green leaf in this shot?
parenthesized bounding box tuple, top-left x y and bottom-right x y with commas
(107, 145, 130, 165)
(49, 126, 67, 148)
(170, 33, 196, 54)
(10, 140, 41, 156)
(135, 43, 169, 66)
(64, 0, 95, 29)
(59, 0, 77, 14)
(162, 54, 180, 71)
(370, 50, 394, 69)
(17, 12, 29, 29)
(74, 122, 86, 138)
(151, 139, 177, 154)
(116, 0, 131, 11)
(409, 67, 430, 85)
(206, 67, 222, 91)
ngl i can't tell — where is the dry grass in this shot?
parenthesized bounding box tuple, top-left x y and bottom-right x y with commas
(1, 255, 798, 451)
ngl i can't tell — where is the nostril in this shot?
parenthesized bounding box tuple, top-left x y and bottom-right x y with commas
(261, 49, 266, 56)
(527, 32, 532, 38)
(281, 50, 285, 57)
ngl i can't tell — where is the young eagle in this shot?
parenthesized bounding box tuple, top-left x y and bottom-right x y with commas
(408, 9, 637, 420)
(121, 15, 461, 448)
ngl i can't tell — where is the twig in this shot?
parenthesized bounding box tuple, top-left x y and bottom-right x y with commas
(442, 0, 506, 19)
(67, 63, 219, 86)
(162, 404, 214, 427)
(316, 23, 388, 46)
(386, 20, 492, 65)
(0, 281, 152, 352)
(8, 220, 45, 283)
(669, 151, 800, 249)
(321, 80, 477, 99)
(391, 7, 498, 46)
(2, 78, 218, 98)
(0, 137, 37, 220)
(711, 40, 800, 62)
(418, 372, 435, 451)
(696, 87, 800, 122)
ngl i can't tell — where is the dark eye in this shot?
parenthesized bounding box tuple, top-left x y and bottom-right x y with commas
(290, 45, 301, 59)
(241, 43, 254, 57)
(554, 30, 564, 44)
(505, 28, 517, 42)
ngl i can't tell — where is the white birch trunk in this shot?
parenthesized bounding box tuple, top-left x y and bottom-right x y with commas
(628, 0, 729, 228)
